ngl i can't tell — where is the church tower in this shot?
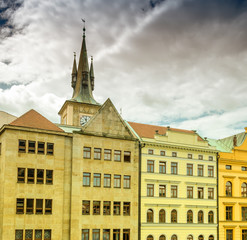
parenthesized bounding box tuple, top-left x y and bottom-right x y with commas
(58, 27, 101, 127)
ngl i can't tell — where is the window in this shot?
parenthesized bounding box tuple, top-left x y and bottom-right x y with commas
(160, 150, 165, 156)
(35, 230, 42, 240)
(188, 153, 192, 159)
(242, 183, 247, 197)
(93, 229, 100, 240)
(159, 209, 166, 223)
(159, 161, 166, 173)
(198, 165, 204, 176)
(226, 230, 233, 240)
(46, 143, 54, 155)
(93, 173, 101, 187)
(171, 209, 177, 223)
(104, 174, 111, 188)
(82, 200, 90, 215)
(187, 210, 193, 223)
(147, 209, 153, 222)
(16, 198, 24, 214)
(18, 140, 26, 152)
(208, 211, 214, 223)
(208, 235, 214, 240)
(93, 201, 100, 215)
(82, 229, 89, 240)
(113, 202, 121, 215)
(242, 166, 247, 171)
(147, 184, 154, 197)
(159, 185, 166, 197)
(172, 152, 177, 157)
(25, 230, 33, 240)
(123, 229, 130, 240)
(114, 175, 121, 188)
(114, 150, 121, 161)
(28, 141, 35, 153)
(123, 202, 130, 216)
(242, 230, 247, 240)
(104, 149, 111, 160)
(37, 142, 45, 154)
(83, 147, 91, 159)
(171, 185, 177, 198)
(171, 235, 177, 240)
(147, 235, 154, 240)
(226, 181, 232, 196)
(242, 207, 247, 221)
(198, 210, 204, 223)
(148, 149, 153, 155)
(198, 235, 204, 240)
(124, 175, 131, 189)
(83, 173, 91, 186)
(226, 165, 232, 170)
(17, 168, 25, 183)
(45, 199, 52, 214)
(159, 235, 166, 240)
(171, 162, 178, 174)
(46, 170, 53, 184)
(209, 156, 213, 161)
(16, 230, 23, 240)
(208, 188, 214, 199)
(187, 164, 193, 176)
(113, 229, 120, 240)
(198, 155, 203, 160)
(147, 160, 154, 172)
(26, 199, 34, 214)
(103, 229, 110, 240)
(187, 235, 193, 240)
(37, 169, 44, 184)
(226, 206, 232, 220)
(187, 186, 193, 198)
(27, 169, 35, 183)
(124, 151, 130, 162)
(44, 230, 51, 240)
(103, 201, 111, 215)
(36, 199, 43, 214)
(198, 187, 204, 199)
(208, 166, 214, 177)
(94, 148, 101, 160)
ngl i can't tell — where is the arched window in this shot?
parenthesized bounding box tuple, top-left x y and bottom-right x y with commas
(171, 209, 177, 223)
(198, 210, 204, 223)
(198, 235, 204, 240)
(159, 235, 166, 240)
(187, 235, 193, 240)
(226, 181, 232, 196)
(171, 235, 177, 240)
(159, 209, 166, 223)
(208, 235, 214, 240)
(242, 182, 247, 197)
(208, 211, 214, 223)
(187, 210, 193, 223)
(147, 209, 153, 223)
(147, 235, 154, 240)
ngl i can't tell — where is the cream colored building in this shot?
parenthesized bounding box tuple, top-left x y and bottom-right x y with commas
(128, 122, 218, 240)
(0, 111, 17, 127)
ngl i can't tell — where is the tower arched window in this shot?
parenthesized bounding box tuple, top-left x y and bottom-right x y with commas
(147, 209, 154, 223)
(187, 210, 193, 223)
(171, 235, 177, 240)
(198, 235, 204, 240)
(159, 235, 166, 240)
(198, 210, 204, 223)
(226, 181, 232, 196)
(208, 211, 214, 223)
(147, 235, 154, 240)
(208, 235, 214, 240)
(159, 209, 166, 223)
(171, 209, 177, 223)
(242, 182, 247, 197)
(187, 235, 193, 240)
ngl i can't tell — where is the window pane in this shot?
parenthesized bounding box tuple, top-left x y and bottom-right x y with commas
(17, 168, 25, 183)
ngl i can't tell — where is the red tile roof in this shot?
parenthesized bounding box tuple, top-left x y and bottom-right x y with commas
(10, 109, 63, 132)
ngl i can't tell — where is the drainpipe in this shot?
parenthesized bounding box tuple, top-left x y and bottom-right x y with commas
(217, 152, 219, 240)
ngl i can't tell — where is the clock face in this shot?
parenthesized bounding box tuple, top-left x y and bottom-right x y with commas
(80, 115, 91, 126)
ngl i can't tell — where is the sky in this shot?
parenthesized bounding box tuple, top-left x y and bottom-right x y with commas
(0, 0, 247, 139)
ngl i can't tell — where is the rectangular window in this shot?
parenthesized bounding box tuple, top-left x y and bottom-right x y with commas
(148, 149, 153, 155)
(226, 206, 232, 220)
(18, 139, 26, 153)
(94, 148, 101, 160)
(226, 165, 232, 170)
(82, 200, 90, 215)
(36, 169, 44, 184)
(27, 169, 35, 183)
(114, 175, 121, 188)
(103, 201, 111, 215)
(123, 229, 130, 240)
(37, 142, 45, 154)
(45, 199, 52, 214)
(113, 202, 121, 215)
(123, 175, 131, 189)
(93, 173, 101, 187)
(208, 166, 214, 177)
(93, 229, 100, 240)
(188, 153, 192, 159)
(124, 151, 131, 162)
(123, 202, 130, 216)
(187, 164, 193, 176)
(147, 184, 154, 197)
(159, 161, 166, 173)
(242, 207, 247, 221)
(104, 174, 111, 188)
(171, 185, 178, 198)
(46, 170, 53, 184)
(35, 230, 42, 240)
(46, 143, 54, 155)
(16, 198, 24, 214)
(171, 162, 178, 174)
(83, 172, 91, 186)
(242, 230, 247, 240)
(198, 187, 204, 199)
(159, 185, 166, 197)
(198, 154, 203, 160)
(44, 230, 51, 240)
(28, 141, 35, 153)
(209, 156, 213, 161)
(160, 150, 165, 156)
(17, 168, 25, 183)
(15, 230, 23, 240)
(93, 201, 100, 215)
(208, 188, 214, 199)
(26, 199, 34, 214)
(198, 165, 204, 176)
(113, 229, 120, 240)
(147, 160, 154, 173)
(103, 229, 110, 240)
(114, 150, 121, 161)
(187, 186, 193, 198)
(226, 230, 233, 240)
(242, 166, 247, 171)
(81, 229, 89, 240)
(104, 149, 111, 161)
(83, 147, 91, 159)
(36, 199, 43, 214)
(25, 229, 33, 240)
(172, 152, 177, 157)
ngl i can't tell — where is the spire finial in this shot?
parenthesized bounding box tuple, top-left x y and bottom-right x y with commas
(81, 18, 86, 36)
(91, 56, 93, 62)
(74, 52, 76, 58)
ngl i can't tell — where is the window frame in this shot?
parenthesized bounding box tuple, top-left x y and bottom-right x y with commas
(83, 147, 91, 159)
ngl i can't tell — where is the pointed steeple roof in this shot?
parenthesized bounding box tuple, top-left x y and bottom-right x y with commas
(90, 56, 95, 91)
(71, 52, 77, 89)
(72, 52, 77, 75)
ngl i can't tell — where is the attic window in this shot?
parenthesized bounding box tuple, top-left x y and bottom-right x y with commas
(242, 166, 247, 171)
(124, 151, 131, 162)
(209, 156, 213, 161)
(47, 143, 54, 155)
(160, 151, 165, 156)
(226, 165, 232, 170)
(172, 152, 177, 157)
(148, 149, 153, 155)
(18, 140, 26, 153)
(198, 155, 203, 160)
(188, 154, 192, 159)
(37, 142, 45, 154)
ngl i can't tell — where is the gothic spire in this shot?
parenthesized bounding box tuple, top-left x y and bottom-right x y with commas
(90, 56, 95, 91)
(71, 52, 77, 89)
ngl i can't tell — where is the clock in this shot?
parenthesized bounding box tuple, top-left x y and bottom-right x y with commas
(80, 115, 91, 126)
